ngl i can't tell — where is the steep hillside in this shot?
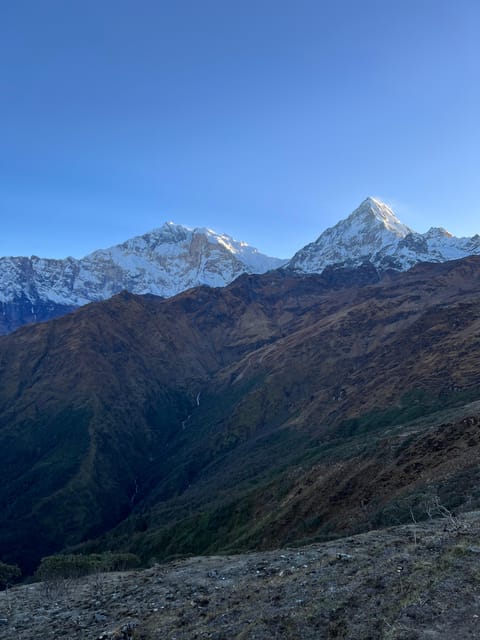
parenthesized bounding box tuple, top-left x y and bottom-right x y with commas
(2, 258, 480, 573)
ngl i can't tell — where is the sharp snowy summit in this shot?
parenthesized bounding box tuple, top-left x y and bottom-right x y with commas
(287, 197, 480, 273)
(1, 197, 479, 334)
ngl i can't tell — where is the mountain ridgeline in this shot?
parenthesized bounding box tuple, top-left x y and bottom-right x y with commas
(1, 197, 480, 334)
(0, 224, 285, 334)
(2, 256, 480, 573)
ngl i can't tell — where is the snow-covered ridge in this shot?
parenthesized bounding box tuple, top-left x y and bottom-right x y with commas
(0, 223, 285, 306)
(1, 198, 480, 334)
(288, 197, 480, 274)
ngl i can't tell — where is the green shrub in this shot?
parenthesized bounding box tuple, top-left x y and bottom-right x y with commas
(0, 561, 21, 588)
(35, 554, 93, 581)
(35, 552, 141, 581)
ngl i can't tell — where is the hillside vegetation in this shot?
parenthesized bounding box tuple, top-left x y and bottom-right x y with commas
(1, 259, 480, 573)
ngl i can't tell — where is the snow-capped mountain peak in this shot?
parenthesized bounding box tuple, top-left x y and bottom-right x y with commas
(1, 198, 480, 336)
(288, 197, 480, 274)
(352, 197, 412, 237)
(423, 227, 453, 239)
(0, 222, 285, 333)
(288, 197, 413, 274)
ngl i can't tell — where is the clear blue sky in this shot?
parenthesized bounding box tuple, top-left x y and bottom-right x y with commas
(1, 0, 479, 259)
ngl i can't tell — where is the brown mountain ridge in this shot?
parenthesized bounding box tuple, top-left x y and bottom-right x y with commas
(1, 258, 480, 573)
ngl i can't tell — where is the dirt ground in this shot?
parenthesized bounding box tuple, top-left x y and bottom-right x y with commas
(2, 511, 480, 639)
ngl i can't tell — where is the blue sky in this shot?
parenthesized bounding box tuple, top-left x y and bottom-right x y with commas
(0, 0, 479, 259)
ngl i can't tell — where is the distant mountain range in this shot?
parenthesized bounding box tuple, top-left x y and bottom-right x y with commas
(1, 197, 479, 333)
(3, 194, 480, 584)
(0, 224, 285, 334)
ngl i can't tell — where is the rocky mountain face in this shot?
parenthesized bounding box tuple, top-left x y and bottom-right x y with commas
(2, 258, 480, 574)
(288, 196, 480, 273)
(0, 223, 285, 334)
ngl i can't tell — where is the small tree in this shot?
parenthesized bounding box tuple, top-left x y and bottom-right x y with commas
(0, 561, 21, 589)
(0, 561, 21, 610)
